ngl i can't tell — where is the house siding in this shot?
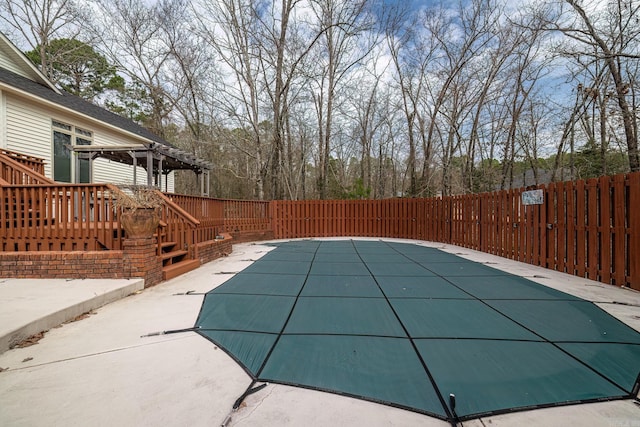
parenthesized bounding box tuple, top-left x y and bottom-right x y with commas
(0, 50, 30, 79)
(167, 172, 175, 192)
(0, 90, 6, 148)
(93, 159, 175, 191)
(4, 94, 163, 186)
(6, 95, 52, 176)
(3, 87, 178, 192)
(92, 157, 135, 184)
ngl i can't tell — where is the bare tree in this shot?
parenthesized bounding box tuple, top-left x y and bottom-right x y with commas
(90, 0, 173, 137)
(0, 0, 87, 79)
(463, 7, 532, 192)
(161, 0, 210, 141)
(263, 0, 298, 200)
(157, 0, 220, 195)
(554, 0, 640, 171)
(420, 0, 499, 195)
(354, 76, 380, 196)
(193, 0, 269, 199)
(500, 28, 550, 189)
(309, 0, 376, 199)
(218, 0, 326, 200)
(384, 4, 434, 196)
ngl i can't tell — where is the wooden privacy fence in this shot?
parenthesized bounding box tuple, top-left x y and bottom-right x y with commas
(271, 172, 640, 290)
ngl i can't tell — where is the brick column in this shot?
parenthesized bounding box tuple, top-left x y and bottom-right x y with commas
(123, 237, 162, 287)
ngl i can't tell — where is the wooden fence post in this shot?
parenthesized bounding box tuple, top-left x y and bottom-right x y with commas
(629, 173, 640, 290)
(599, 175, 611, 284)
(612, 174, 626, 286)
(269, 201, 276, 239)
(587, 178, 599, 281)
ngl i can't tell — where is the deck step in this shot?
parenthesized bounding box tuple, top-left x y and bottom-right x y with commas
(160, 241, 177, 250)
(162, 259, 200, 281)
(160, 249, 188, 261)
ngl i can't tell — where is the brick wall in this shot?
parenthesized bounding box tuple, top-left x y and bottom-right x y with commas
(0, 251, 125, 279)
(0, 238, 162, 287)
(0, 234, 269, 284)
(196, 233, 233, 264)
(123, 238, 162, 287)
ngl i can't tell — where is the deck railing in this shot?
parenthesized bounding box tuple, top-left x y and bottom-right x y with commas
(0, 149, 46, 176)
(155, 192, 200, 258)
(0, 184, 204, 257)
(0, 184, 121, 251)
(0, 153, 54, 185)
(164, 193, 224, 243)
(223, 199, 271, 233)
(165, 194, 271, 239)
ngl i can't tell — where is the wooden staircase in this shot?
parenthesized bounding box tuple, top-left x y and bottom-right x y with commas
(156, 226, 200, 281)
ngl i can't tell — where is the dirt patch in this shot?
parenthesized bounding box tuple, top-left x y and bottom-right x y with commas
(12, 331, 47, 349)
(11, 310, 97, 349)
(65, 310, 96, 324)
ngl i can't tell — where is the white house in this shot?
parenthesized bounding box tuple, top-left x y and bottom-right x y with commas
(0, 32, 211, 194)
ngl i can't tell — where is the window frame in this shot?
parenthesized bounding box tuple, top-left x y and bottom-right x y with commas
(51, 120, 94, 183)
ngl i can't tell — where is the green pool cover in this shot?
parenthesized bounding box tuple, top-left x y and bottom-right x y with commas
(195, 240, 640, 422)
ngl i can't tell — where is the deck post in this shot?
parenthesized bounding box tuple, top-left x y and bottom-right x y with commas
(147, 150, 154, 187)
(629, 173, 640, 290)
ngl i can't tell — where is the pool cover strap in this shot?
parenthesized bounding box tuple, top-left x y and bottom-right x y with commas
(233, 382, 268, 410)
(140, 326, 201, 338)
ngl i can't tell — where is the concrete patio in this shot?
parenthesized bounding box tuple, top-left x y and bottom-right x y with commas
(1, 239, 639, 426)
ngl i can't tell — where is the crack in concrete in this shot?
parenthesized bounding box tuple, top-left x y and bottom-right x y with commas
(1, 334, 194, 372)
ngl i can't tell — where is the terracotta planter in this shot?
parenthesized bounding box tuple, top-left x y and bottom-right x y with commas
(120, 208, 160, 239)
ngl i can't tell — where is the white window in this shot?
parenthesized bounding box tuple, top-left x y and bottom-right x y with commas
(52, 121, 93, 183)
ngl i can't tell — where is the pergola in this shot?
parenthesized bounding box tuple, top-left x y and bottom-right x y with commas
(72, 142, 213, 196)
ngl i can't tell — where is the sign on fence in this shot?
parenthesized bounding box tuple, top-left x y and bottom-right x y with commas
(522, 189, 544, 205)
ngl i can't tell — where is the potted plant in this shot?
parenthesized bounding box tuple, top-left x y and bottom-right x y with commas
(112, 185, 164, 239)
